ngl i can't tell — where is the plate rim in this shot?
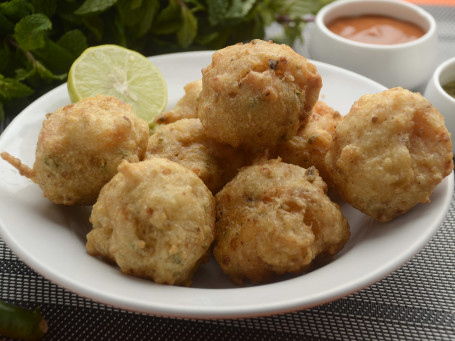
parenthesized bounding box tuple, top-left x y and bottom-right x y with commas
(0, 50, 453, 319)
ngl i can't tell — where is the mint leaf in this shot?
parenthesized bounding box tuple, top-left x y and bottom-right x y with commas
(82, 15, 104, 41)
(14, 13, 52, 51)
(255, 3, 275, 27)
(133, 0, 159, 38)
(116, 0, 143, 26)
(53, 1, 84, 25)
(0, 48, 8, 75)
(116, 0, 159, 38)
(207, 0, 256, 27)
(207, 0, 228, 25)
(57, 29, 88, 58)
(0, 0, 327, 122)
(35, 60, 66, 82)
(30, 0, 58, 18)
(0, 74, 34, 101)
(15, 66, 32, 82)
(178, 4, 197, 48)
(271, 0, 328, 18)
(0, 11, 15, 35)
(152, 0, 181, 35)
(15, 59, 65, 88)
(0, 0, 33, 21)
(131, 0, 142, 10)
(112, 14, 127, 46)
(74, 0, 118, 15)
(226, 0, 256, 19)
(194, 30, 219, 46)
(33, 38, 74, 74)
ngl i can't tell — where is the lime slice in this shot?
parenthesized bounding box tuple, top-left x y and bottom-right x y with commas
(67, 44, 167, 125)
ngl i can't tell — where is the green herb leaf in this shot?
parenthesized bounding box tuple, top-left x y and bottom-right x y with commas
(0, 0, 34, 21)
(134, 0, 159, 38)
(116, 0, 144, 26)
(0, 11, 15, 36)
(57, 29, 88, 58)
(0, 74, 34, 101)
(207, 0, 255, 26)
(0, 48, 8, 75)
(33, 38, 75, 74)
(82, 15, 104, 41)
(15, 60, 65, 89)
(14, 13, 52, 51)
(178, 4, 197, 48)
(116, 0, 159, 38)
(35, 60, 67, 82)
(207, 0, 229, 25)
(0, 0, 334, 122)
(131, 0, 143, 10)
(30, 0, 58, 18)
(152, 0, 181, 35)
(74, 0, 118, 16)
(194, 31, 219, 46)
(226, 0, 256, 19)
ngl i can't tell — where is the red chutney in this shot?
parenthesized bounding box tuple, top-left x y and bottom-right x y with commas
(327, 15, 425, 45)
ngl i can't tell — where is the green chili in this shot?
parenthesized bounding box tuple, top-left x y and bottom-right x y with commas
(0, 301, 47, 340)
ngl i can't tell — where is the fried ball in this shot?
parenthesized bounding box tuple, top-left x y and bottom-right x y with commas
(325, 87, 453, 222)
(145, 118, 250, 193)
(214, 159, 350, 285)
(1, 95, 149, 205)
(198, 39, 322, 151)
(86, 158, 215, 286)
(274, 101, 342, 186)
(154, 79, 202, 125)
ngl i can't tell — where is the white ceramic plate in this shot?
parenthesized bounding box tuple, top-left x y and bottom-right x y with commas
(0, 51, 452, 319)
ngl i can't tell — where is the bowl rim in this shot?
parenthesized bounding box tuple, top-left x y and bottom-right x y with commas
(315, 0, 437, 50)
(433, 57, 455, 104)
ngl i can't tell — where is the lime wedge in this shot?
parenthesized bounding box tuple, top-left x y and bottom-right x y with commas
(67, 44, 167, 125)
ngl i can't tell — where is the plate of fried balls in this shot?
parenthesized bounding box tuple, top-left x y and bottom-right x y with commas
(0, 40, 453, 319)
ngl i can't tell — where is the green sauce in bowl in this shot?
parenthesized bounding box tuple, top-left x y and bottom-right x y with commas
(442, 80, 455, 99)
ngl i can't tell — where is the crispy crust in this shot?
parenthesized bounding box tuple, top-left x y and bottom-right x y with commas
(198, 39, 322, 151)
(2, 95, 149, 205)
(87, 158, 215, 286)
(145, 118, 250, 193)
(325, 87, 453, 222)
(155, 79, 202, 125)
(273, 101, 342, 187)
(213, 159, 350, 285)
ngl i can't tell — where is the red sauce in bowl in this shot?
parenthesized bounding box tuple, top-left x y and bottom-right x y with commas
(327, 15, 425, 45)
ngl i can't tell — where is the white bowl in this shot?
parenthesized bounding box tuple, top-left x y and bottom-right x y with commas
(424, 57, 455, 154)
(308, 0, 437, 89)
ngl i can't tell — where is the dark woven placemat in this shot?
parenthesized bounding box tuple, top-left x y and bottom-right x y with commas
(0, 5, 454, 341)
(0, 185, 454, 341)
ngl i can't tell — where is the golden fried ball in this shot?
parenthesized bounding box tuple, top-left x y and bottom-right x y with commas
(213, 159, 350, 285)
(198, 39, 322, 151)
(274, 101, 342, 186)
(145, 118, 249, 193)
(154, 79, 202, 125)
(86, 158, 215, 286)
(325, 87, 453, 222)
(1, 95, 149, 205)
